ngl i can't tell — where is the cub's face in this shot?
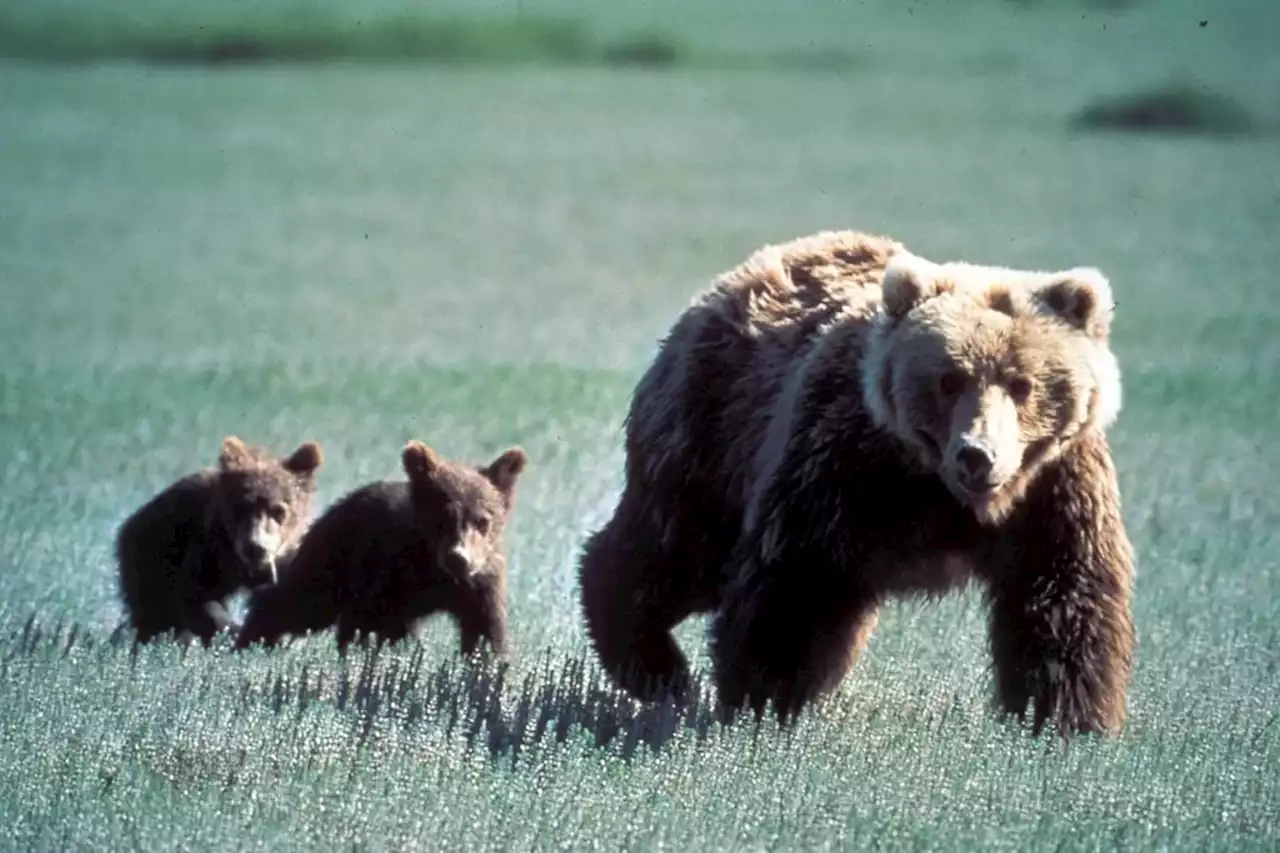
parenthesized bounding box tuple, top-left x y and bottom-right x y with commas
(214, 437, 323, 586)
(401, 441, 528, 580)
(863, 252, 1122, 524)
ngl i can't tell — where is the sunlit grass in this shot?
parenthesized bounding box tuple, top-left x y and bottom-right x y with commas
(2, 610, 1277, 850)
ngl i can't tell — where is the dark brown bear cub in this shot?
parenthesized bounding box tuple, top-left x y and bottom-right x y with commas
(116, 436, 324, 645)
(235, 440, 528, 655)
(578, 229, 1136, 739)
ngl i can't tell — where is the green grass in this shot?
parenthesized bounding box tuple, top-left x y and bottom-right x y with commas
(1, 0, 1279, 849)
(0, 1, 686, 67)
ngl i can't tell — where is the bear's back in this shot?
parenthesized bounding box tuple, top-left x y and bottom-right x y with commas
(310, 480, 416, 555)
(623, 231, 906, 549)
(116, 469, 220, 605)
(697, 230, 902, 347)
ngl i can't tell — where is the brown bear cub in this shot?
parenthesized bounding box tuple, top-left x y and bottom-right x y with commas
(235, 440, 528, 656)
(116, 436, 324, 645)
(578, 229, 1136, 738)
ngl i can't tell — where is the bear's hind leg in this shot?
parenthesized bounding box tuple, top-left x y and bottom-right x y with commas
(578, 507, 704, 702)
(127, 612, 169, 645)
(236, 585, 332, 650)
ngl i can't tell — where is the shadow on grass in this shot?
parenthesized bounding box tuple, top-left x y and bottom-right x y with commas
(10, 614, 730, 763)
(1071, 82, 1262, 137)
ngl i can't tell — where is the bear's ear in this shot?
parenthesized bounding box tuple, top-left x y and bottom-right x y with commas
(402, 440, 441, 481)
(219, 436, 253, 471)
(881, 252, 952, 319)
(1036, 268, 1113, 340)
(282, 441, 323, 478)
(482, 446, 528, 497)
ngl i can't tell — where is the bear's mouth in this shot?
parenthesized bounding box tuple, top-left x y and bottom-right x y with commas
(243, 555, 280, 587)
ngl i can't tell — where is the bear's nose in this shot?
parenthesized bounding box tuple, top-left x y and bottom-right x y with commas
(242, 541, 267, 562)
(444, 552, 469, 575)
(955, 440, 995, 483)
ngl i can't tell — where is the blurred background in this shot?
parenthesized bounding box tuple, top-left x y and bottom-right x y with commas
(1, 0, 1277, 849)
(3, 0, 1277, 372)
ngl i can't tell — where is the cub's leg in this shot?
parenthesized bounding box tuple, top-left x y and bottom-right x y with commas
(455, 583, 509, 658)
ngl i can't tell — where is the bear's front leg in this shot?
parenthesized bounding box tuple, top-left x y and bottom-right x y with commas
(456, 582, 509, 659)
(985, 431, 1136, 738)
(712, 555, 878, 725)
(173, 545, 239, 644)
(179, 599, 238, 646)
(335, 613, 364, 654)
(710, 478, 879, 726)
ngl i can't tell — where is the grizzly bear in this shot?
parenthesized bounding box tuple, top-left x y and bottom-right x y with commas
(116, 435, 324, 645)
(577, 229, 1136, 738)
(234, 440, 528, 656)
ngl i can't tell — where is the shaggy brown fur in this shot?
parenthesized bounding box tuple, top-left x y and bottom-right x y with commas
(235, 441, 528, 656)
(577, 229, 1135, 738)
(116, 436, 323, 645)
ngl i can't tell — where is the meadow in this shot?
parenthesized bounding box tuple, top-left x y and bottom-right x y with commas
(1, 0, 1278, 849)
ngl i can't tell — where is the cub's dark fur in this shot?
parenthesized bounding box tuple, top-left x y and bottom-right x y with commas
(116, 436, 323, 644)
(235, 440, 528, 655)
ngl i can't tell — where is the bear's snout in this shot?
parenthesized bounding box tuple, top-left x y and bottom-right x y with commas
(954, 438, 997, 492)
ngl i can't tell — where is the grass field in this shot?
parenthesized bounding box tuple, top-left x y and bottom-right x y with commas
(1, 0, 1279, 849)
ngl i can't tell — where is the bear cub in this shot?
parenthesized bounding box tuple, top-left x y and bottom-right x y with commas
(116, 435, 324, 645)
(235, 440, 528, 656)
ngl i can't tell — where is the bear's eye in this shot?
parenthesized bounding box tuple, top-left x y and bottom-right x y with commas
(268, 503, 288, 523)
(1008, 377, 1033, 403)
(474, 515, 491, 536)
(938, 371, 967, 397)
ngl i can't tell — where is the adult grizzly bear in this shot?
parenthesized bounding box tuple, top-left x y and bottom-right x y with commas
(577, 230, 1135, 738)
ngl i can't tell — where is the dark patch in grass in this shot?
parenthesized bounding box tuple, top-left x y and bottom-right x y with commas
(1071, 82, 1260, 137)
(598, 32, 685, 67)
(0, 10, 690, 69)
(761, 47, 872, 73)
(1004, 0, 1137, 8)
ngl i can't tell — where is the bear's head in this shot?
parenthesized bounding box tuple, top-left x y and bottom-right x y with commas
(401, 440, 529, 580)
(214, 436, 324, 586)
(862, 251, 1122, 524)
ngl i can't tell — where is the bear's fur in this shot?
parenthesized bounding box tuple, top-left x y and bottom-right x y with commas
(116, 436, 324, 645)
(234, 440, 528, 656)
(577, 229, 1136, 738)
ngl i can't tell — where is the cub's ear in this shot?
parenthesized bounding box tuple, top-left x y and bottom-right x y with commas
(482, 446, 529, 498)
(881, 252, 953, 319)
(219, 436, 252, 471)
(402, 440, 441, 481)
(282, 441, 323, 477)
(1036, 267, 1114, 340)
